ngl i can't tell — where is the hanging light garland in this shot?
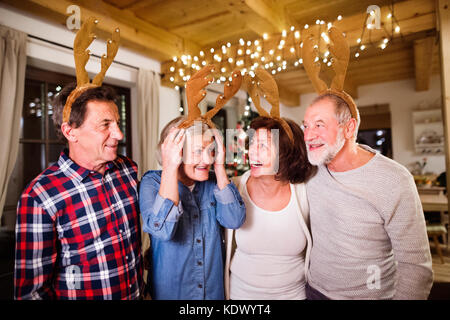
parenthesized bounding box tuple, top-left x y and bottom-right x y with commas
(166, 19, 336, 88)
(353, 4, 402, 58)
(165, 6, 402, 89)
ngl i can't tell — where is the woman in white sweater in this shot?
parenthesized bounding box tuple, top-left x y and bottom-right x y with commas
(225, 117, 317, 300)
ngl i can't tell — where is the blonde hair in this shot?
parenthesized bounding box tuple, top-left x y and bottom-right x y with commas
(155, 116, 212, 165)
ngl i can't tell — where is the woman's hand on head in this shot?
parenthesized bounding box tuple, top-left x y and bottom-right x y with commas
(161, 127, 185, 172)
(211, 128, 225, 168)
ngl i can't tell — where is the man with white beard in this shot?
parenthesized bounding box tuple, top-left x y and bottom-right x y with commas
(302, 93, 433, 300)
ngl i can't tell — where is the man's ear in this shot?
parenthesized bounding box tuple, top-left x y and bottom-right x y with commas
(344, 118, 357, 140)
(61, 122, 77, 142)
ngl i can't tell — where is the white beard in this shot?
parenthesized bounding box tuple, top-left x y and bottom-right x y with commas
(306, 128, 346, 166)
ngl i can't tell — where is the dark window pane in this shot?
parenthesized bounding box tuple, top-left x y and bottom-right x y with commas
(17, 143, 46, 189)
(113, 94, 128, 145)
(118, 145, 127, 157)
(47, 83, 63, 141)
(21, 79, 45, 140)
(49, 144, 65, 165)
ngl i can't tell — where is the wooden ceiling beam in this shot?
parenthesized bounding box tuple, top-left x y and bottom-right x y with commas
(244, 0, 293, 32)
(278, 85, 300, 106)
(3, 0, 201, 61)
(414, 37, 436, 91)
(225, 0, 278, 37)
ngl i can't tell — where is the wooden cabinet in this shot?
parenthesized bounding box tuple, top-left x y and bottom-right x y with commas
(412, 108, 444, 155)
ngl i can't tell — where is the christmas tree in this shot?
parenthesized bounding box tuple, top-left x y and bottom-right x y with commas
(225, 94, 259, 177)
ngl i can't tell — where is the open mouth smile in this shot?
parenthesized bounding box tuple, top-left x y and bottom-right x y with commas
(250, 162, 263, 168)
(307, 143, 325, 151)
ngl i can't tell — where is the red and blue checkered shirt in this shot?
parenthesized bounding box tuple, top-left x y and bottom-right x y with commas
(14, 149, 143, 300)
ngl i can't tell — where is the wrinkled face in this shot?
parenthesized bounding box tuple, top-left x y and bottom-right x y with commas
(72, 100, 123, 165)
(303, 99, 345, 166)
(248, 128, 279, 177)
(181, 132, 215, 182)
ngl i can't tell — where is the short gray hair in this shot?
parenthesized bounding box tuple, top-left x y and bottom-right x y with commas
(312, 93, 360, 139)
(155, 116, 212, 166)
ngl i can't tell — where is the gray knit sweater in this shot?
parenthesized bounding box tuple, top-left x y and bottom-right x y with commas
(306, 145, 433, 300)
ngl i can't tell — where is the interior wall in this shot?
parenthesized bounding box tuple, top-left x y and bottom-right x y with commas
(0, 3, 183, 228)
(280, 75, 445, 175)
(0, 3, 183, 169)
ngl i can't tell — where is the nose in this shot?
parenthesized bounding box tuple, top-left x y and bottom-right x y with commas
(303, 127, 315, 142)
(202, 148, 214, 165)
(111, 122, 124, 141)
(248, 143, 258, 160)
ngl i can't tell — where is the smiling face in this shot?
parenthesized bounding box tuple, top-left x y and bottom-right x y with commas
(248, 128, 279, 177)
(303, 98, 346, 166)
(181, 131, 215, 182)
(70, 100, 123, 169)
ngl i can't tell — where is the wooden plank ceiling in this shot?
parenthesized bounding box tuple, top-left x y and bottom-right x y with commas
(2, 0, 441, 105)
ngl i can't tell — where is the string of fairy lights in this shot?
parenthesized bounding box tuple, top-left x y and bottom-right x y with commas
(166, 4, 403, 92)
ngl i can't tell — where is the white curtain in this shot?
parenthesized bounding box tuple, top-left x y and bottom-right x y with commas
(137, 69, 160, 295)
(0, 25, 27, 222)
(137, 68, 160, 177)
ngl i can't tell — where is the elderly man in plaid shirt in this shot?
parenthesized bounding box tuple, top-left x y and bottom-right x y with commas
(14, 83, 143, 300)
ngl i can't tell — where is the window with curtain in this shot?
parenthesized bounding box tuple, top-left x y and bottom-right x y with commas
(2, 66, 132, 226)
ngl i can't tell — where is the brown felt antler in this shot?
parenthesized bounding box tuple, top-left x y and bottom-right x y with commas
(62, 17, 120, 123)
(244, 67, 294, 142)
(302, 26, 359, 122)
(178, 65, 242, 129)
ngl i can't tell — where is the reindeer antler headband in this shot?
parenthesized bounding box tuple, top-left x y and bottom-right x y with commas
(62, 17, 120, 123)
(178, 64, 242, 129)
(243, 68, 294, 142)
(302, 26, 359, 122)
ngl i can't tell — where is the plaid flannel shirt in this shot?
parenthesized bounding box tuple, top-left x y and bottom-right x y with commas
(14, 149, 142, 300)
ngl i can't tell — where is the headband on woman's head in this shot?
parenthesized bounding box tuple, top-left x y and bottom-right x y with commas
(62, 17, 120, 123)
(178, 64, 243, 129)
(302, 26, 359, 123)
(243, 67, 294, 142)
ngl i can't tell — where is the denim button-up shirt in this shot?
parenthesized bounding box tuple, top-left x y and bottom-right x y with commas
(139, 170, 246, 300)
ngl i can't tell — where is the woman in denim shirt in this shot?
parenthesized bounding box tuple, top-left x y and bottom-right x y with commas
(139, 116, 246, 300)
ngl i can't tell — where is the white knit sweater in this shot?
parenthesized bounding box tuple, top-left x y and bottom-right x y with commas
(306, 145, 433, 300)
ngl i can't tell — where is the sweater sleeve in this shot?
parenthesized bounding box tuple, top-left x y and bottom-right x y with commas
(15, 195, 58, 300)
(139, 171, 183, 241)
(383, 173, 433, 300)
(213, 182, 246, 229)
